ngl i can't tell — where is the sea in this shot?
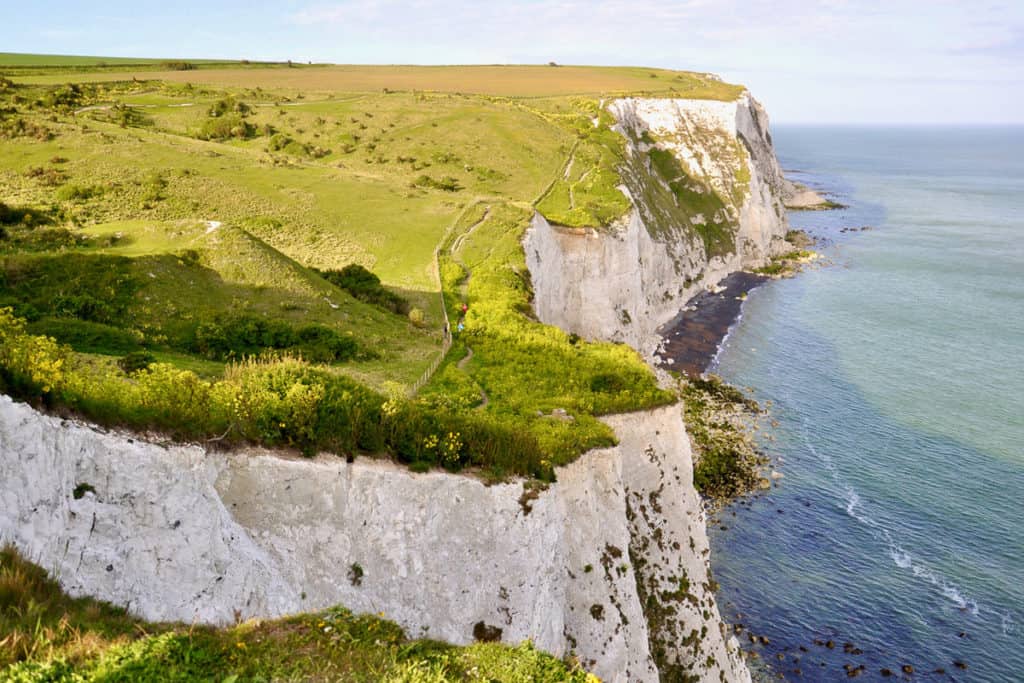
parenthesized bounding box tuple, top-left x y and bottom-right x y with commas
(707, 126, 1024, 681)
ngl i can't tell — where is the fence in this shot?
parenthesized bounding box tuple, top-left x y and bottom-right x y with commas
(406, 207, 463, 397)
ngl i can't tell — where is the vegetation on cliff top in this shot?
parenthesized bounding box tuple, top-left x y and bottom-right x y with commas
(0, 60, 744, 477)
(0, 546, 592, 682)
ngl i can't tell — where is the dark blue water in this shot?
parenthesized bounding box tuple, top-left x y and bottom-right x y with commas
(708, 126, 1024, 681)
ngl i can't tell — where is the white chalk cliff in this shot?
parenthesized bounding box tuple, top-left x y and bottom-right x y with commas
(0, 90, 799, 682)
(526, 93, 789, 355)
(0, 395, 747, 683)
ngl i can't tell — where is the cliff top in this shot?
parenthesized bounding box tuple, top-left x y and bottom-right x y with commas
(0, 57, 771, 482)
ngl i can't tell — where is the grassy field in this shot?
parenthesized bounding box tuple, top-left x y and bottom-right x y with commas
(0, 58, 747, 475)
(5, 60, 745, 99)
(0, 546, 591, 682)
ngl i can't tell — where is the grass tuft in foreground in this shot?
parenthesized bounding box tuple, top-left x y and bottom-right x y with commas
(0, 546, 592, 682)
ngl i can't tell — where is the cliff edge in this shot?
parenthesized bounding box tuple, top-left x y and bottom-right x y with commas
(0, 395, 748, 683)
(526, 92, 789, 355)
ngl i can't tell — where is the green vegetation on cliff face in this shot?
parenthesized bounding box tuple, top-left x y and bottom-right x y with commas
(681, 375, 766, 500)
(0, 546, 591, 682)
(534, 101, 632, 227)
(0, 61, 743, 476)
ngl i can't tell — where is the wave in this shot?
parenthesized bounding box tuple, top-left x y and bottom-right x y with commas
(796, 419, 981, 616)
(707, 307, 747, 374)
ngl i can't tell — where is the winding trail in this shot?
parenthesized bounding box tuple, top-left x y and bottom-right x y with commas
(456, 346, 489, 409)
(447, 207, 492, 409)
(407, 203, 490, 397)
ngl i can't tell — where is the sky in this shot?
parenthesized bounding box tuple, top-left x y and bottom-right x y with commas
(3, 0, 1023, 124)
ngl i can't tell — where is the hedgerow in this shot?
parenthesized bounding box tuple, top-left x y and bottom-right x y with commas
(189, 314, 362, 363)
(0, 308, 551, 480)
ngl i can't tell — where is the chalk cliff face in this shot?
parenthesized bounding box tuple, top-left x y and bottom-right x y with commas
(0, 395, 748, 683)
(525, 92, 789, 354)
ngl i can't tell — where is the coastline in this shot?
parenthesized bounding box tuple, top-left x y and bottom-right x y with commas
(704, 125, 1024, 682)
(655, 271, 768, 377)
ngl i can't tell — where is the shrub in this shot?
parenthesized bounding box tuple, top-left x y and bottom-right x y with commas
(197, 114, 255, 141)
(0, 310, 553, 478)
(39, 84, 87, 112)
(28, 318, 141, 355)
(0, 308, 69, 398)
(55, 184, 104, 202)
(104, 104, 152, 129)
(207, 97, 250, 118)
(118, 351, 156, 374)
(190, 314, 359, 363)
(51, 293, 117, 323)
(315, 264, 410, 315)
(24, 166, 66, 187)
(0, 202, 51, 227)
(295, 324, 359, 363)
(412, 174, 462, 192)
(0, 254, 139, 330)
(2, 227, 85, 252)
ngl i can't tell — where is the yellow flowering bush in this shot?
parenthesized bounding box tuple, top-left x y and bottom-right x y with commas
(0, 308, 68, 396)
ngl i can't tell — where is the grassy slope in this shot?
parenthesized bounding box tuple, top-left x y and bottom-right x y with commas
(0, 547, 590, 682)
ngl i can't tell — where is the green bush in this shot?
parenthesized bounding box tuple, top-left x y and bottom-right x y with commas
(0, 202, 51, 226)
(207, 97, 250, 118)
(0, 227, 84, 252)
(197, 114, 255, 141)
(0, 308, 551, 477)
(159, 60, 196, 71)
(55, 184, 104, 202)
(118, 351, 156, 374)
(315, 264, 410, 315)
(190, 314, 360, 363)
(0, 253, 139, 334)
(27, 317, 141, 355)
(412, 174, 462, 192)
(51, 293, 117, 323)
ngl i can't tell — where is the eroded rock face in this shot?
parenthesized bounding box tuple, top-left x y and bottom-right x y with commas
(525, 93, 789, 356)
(0, 395, 748, 682)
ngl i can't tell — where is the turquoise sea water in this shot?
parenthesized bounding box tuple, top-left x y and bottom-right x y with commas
(709, 126, 1024, 681)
